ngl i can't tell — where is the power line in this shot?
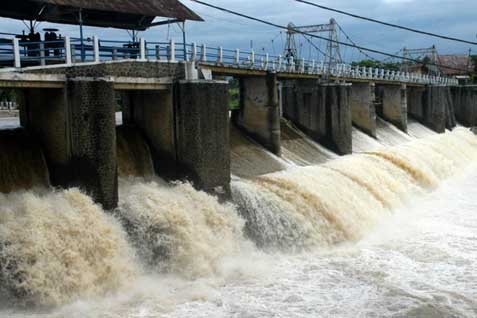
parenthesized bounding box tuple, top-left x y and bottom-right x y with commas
(336, 23, 380, 62)
(189, 0, 469, 73)
(294, 0, 477, 46)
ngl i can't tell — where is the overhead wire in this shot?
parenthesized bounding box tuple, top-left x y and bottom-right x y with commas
(294, 0, 477, 46)
(189, 0, 470, 73)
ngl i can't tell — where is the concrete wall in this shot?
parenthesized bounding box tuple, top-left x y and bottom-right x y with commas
(28, 60, 186, 80)
(407, 86, 426, 121)
(451, 85, 477, 127)
(176, 80, 230, 195)
(19, 79, 118, 209)
(282, 80, 352, 155)
(377, 84, 408, 132)
(423, 86, 456, 133)
(122, 89, 177, 178)
(233, 73, 281, 155)
(350, 82, 376, 137)
(408, 85, 456, 133)
(123, 80, 231, 197)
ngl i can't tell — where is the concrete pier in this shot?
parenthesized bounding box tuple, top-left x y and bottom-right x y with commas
(451, 85, 477, 127)
(350, 82, 376, 137)
(423, 86, 455, 133)
(282, 80, 352, 155)
(19, 79, 118, 209)
(123, 80, 231, 196)
(232, 72, 281, 155)
(376, 84, 408, 132)
(408, 85, 456, 133)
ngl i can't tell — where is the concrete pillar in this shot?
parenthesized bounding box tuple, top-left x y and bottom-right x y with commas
(176, 80, 230, 195)
(451, 85, 477, 127)
(350, 82, 376, 137)
(377, 84, 408, 132)
(19, 80, 118, 209)
(233, 72, 281, 155)
(423, 85, 455, 133)
(326, 84, 352, 155)
(66, 79, 118, 209)
(123, 81, 231, 196)
(282, 80, 352, 155)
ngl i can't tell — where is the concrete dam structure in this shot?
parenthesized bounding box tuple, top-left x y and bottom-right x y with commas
(1, 57, 477, 313)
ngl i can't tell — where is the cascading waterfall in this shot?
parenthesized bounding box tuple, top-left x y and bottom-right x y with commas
(232, 128, 477, 250)
(0, 115, 476, 312)
(0, 189, 138, 307)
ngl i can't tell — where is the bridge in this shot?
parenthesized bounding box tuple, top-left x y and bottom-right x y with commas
(0, 36, 459, 86)
(0, 34, 475, 211)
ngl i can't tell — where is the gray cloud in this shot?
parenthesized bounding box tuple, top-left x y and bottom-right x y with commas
(0, 0, 475, 62)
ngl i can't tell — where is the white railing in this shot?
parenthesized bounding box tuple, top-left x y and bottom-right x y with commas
(1, 35, 460, 86)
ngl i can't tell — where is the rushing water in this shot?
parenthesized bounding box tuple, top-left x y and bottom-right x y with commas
(0, 116, 477, 317)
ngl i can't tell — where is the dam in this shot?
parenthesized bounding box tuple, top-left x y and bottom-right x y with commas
(0, 1, 477, 317)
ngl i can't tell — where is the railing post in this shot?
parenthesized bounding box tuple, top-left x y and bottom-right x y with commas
(39, 42, 46, 66)
(13, 38, 21, 68)
(300, 58, 305, 73)
(64, 36, 72, 65)
(169, 39, 176, 62)
(112, 48, 118, 61)
(278, 55, 282, 71)
(201, 44, 207, 62)
(265, 53, 269, 70)
(311, 60, 315, 74)
(139, 38, 146, 60)
(93, 36, 100, 62)
(191, 43, 197, 61)
(251, 49, 255, 67)
(155, 45, 161, 60)
(217, 46, 223, 64)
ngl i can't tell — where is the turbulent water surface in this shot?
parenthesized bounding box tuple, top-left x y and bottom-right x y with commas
(0, 117, 477, 317)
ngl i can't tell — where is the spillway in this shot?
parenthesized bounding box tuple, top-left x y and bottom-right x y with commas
(1, 115, 477, 316)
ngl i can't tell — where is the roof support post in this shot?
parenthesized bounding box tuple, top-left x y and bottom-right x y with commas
(139, 38, 146, 60)
(169, 39, 176, 62)
(13, 38, 20, 68)
(39, 42, 46, 66)
(191, 43, 197, 61)
(64, 36, 72, 65)
(93, 36, 100, 63)
(201, 44, 206, 62)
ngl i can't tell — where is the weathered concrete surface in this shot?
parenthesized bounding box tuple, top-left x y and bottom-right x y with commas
(233, 73, 281, 155)
(282, 80, 352, 155)
(27, 60, 186, 80)
(0, 128, 50, 193)
(408, 85, 455, 133)
(423, 86, 456, 133)
(451, 85, 477, 127)
(122, 89, 177, 179)
(350, 82, 376, 137)
(67, 79, 118, 209)
(407, 86, 426, 121)
(18, 88, 69, 186)
(376, 84, 408, 132)
(176, 80, 230, 195)
(19, 80, 118, 209)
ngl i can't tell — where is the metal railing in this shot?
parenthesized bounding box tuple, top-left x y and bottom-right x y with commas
(0, 35, 460, 86)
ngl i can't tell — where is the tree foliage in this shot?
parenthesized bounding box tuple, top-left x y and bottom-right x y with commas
(351, 59, 401, 71)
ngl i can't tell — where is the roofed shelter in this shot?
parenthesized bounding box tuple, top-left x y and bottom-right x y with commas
(0, 0, 203, 30)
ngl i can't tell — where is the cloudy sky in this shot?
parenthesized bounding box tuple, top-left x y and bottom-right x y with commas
(0, 0, 475, 62)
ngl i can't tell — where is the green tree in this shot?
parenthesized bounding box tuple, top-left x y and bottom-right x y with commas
(351, 59, 401, 71)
